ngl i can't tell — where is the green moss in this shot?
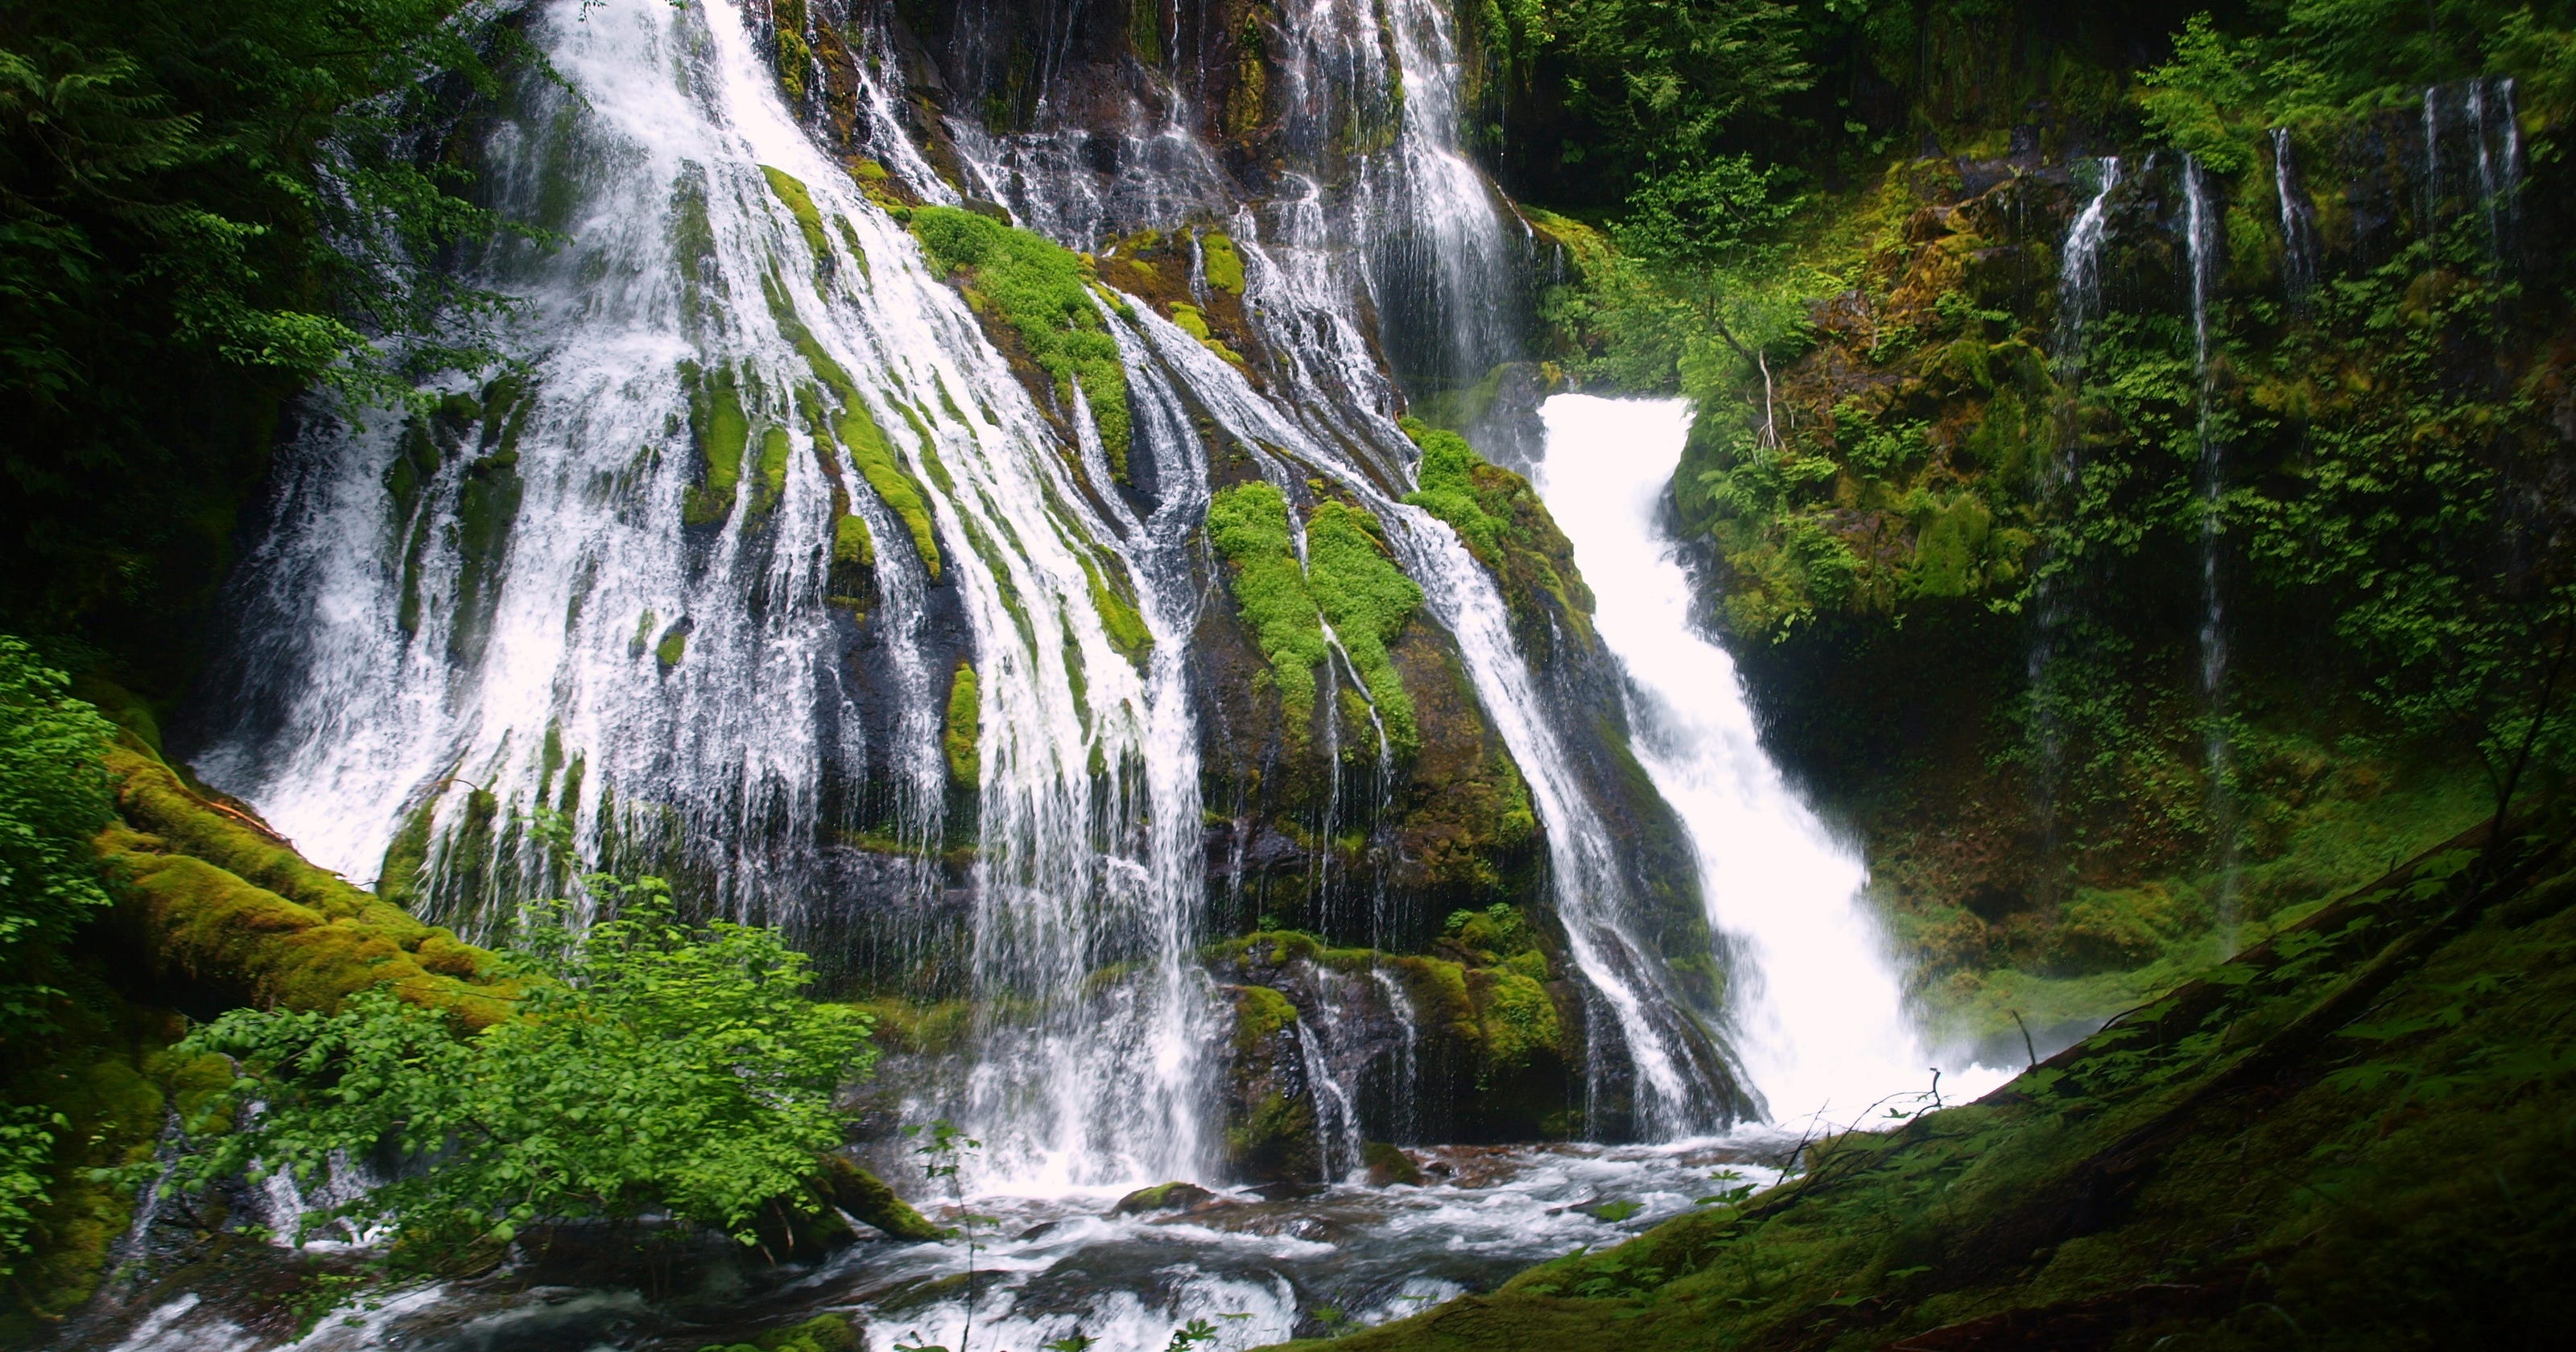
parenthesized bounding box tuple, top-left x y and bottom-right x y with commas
(1205, 482, 1327, 740)
(1169, 301, 1212, 339)
(1468, 966, 1562, 1078)
(1363, 1140, 1422, 1186)
(98, 746, 514, 1029)
(6, 1031, 167, 1321)
(943, 662, 980, 785)
(1075, 552, 1154, 665)
(832, 511, 874, 568)
(656, 627, 687, 666)
(1200, 230, 1245, 292)
(376, 793, 438, 912)
(835, 397, 941, 579)
(680, 361, 752, 525)
(1304, 501, 1422, 755)
(1232, 983, 1298, 1053)
(750, 423, 792, 517)
(1321, 826, 2576, 1352)
(908, 206, 1133, 479)
(1398, 418, 1591, 651)
(704, 1312, 862, 1352)
(758, 164, 834, 266)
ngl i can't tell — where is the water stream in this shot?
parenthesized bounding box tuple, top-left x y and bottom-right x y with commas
(1531, 398, 2005, 1124)
(134, 0, 1974, 1345)
(2182, 157, 2240, 936)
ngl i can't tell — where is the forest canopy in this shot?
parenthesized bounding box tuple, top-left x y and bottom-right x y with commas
(0, 0, 529, 671)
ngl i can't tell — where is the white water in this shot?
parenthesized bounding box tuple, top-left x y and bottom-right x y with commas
(107, 1144, 1780, 1352)
(1532, 397, 1998, 1125)
(2183, 156, 2240, 934)
(190, 0, 1212, 1192)
(1112, 302, 1740, 1136)
(2272, 128, 2317, 300)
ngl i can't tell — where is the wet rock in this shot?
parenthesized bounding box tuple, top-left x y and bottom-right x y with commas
(1363, 1141, 1422, 1187)
(1110, 1181, 1220, 1216)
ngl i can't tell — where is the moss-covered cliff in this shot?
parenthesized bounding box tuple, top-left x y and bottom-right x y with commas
(1284, 814, 2576, 1350)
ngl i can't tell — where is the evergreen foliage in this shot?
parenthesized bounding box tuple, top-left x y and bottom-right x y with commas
(0, 639, 115, 1020)
(0, 0, 535, 659)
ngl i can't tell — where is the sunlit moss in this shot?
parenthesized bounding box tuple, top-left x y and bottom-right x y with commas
(1205, 482, 1327, 739)
(758, 164, 833, 267)
(943, 662, 980, 785)
(909, 206, 1133, 479)
(1303, 501, 1421, 755)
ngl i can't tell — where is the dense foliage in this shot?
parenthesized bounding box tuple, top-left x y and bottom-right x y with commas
(174, 876, 877, 1248)
(1488, 0, 2576, 1044)
(0, 0, 527, 670)
(0, 639, 117, 1275)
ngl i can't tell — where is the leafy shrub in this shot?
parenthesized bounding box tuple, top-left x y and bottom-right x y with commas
(173, 877, 877, 1247)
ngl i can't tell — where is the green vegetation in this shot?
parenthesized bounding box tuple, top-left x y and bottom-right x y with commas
(909, 205, 1133, 478)
(759, 164, 834, 265)
(701, 1313, 861, 1352)
(1204, 483, 1422, 753)
(1200, 230, 1246, 292)
(175, 876, 881, 1250)
(944, 662, 981, 785)
(1502, 0, 2576, 1042)
(0, 641, 116, 1274)
(1077, 551, 1155, 664)
(0, 641, 116, 1022)
(1211, 928, 1576, 1124)
(1207, 483, 1331, 738)
(838, 392, 943, 579)
(1303, 822, 2576, 1351)
(1, 0, 539, 674)
(1399, 418, 1592, 651)
(1302, 503, 1423, 754)
(682, 361, 755, 526)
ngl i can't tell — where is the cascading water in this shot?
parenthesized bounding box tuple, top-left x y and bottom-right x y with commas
(2273, 128, 2318, 301)
(1530, 397, 1991, 1124)
(2026, 155, 2123, 859)
(2182, 155, 2240, 934)
(2054, 157, 2123, 369)
(188, 0, 1213, 1190)
(1110, 303, 1746, 1137)
(144, 0, 1818, 1344)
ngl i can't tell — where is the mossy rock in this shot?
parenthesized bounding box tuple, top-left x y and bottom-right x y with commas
(1362, 1140, 1422, 1187)
(909, 206, 1132, 479)
(699, 1313, 861, 1352)
(97, 744, 514, 1029)
(1109, 1181, 1220, 1216)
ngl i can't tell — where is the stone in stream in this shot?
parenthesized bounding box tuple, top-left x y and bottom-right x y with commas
(1110, 1181, 1220, 1216)
(1364, 1140, 1424, 1186)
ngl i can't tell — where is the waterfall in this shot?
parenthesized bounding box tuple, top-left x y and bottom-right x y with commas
(2054, 157, 2122, 371)
(185, 0, 1747, 1189)
(2182, 156, 2240, 936)
(188, 0, 1213, 1189)
(1365, 0, 1525, 390)
(2025, 155, 2124, 868)
(2474, 76, 2524, 262)
(2272, 129, 2317, 301)
(1111, 302, 1744, 1137)
(1530, 396, 1964, 1123)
